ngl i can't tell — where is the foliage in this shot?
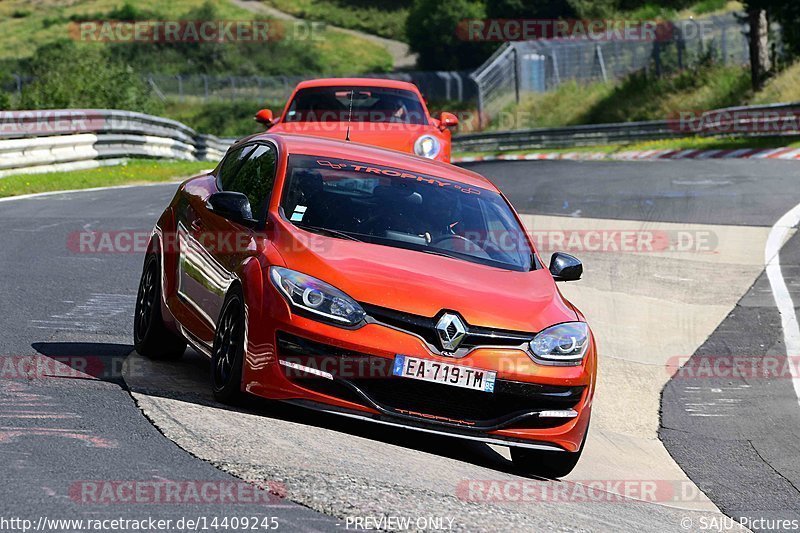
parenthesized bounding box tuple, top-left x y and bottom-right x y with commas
(19, 40, 161, 113)
(162, 100, 282, 137)
(498, 63, 750, 129)
(406, 0, 494, 70)
(265, 0, 410, 41)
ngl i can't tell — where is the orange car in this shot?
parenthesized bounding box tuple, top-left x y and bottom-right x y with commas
(254, 78, 459, 162)
(134, 133, 595, 477)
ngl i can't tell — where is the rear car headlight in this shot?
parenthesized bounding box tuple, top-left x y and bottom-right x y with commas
(269, 266, 366, 326)
(529, 322, 589, 364)
(414, 135, 441, 158)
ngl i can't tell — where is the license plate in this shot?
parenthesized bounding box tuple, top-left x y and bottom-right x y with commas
(392, 355, 496, 393)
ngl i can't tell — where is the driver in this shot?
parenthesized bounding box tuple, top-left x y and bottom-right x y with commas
(421, 188, 462, 243)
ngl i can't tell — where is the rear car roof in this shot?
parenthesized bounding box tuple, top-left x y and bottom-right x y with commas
(293, 78, 421, 93)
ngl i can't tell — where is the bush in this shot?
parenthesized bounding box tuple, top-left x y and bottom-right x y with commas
(19, 41, 161, 113)
(162, 100, 281, 137)
(105, 1, 326, 76)
(406, 0, 493, 70)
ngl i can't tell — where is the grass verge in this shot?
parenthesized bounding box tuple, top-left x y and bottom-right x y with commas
(264, 0, 409, 41)
(0, 159, 213, 198)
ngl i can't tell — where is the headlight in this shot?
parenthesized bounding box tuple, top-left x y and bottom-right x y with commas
(269, 267, 366, 326)
(414, 135, 441, 158)
(529, 322, 589, 363)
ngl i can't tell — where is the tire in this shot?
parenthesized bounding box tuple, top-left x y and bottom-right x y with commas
(510, 424, 588, 478)
(134, 254, 187, 359)
(210, 287, 246, 404)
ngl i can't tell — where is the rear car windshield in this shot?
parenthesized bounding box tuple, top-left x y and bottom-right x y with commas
(284, 86, 427, 125)
(280, 155, 534, 272)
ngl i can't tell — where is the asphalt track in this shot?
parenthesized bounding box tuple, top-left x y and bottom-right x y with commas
(0, 159, 798, 532)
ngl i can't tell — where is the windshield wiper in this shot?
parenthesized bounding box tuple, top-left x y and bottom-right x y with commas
(294, 223, 363, 242)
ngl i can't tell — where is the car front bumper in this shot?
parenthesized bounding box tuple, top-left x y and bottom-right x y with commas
(242, 287, 595, 452)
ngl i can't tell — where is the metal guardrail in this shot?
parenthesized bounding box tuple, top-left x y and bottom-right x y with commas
(452, 102, 800, 153)
(0, 110, 234, 177)
(1, 102, 799, 177)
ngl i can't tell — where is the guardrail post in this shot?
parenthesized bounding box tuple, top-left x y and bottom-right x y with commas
(513, 46, 520, 104)
(12, 74, 22, 101)
(176, 75, 184, 102)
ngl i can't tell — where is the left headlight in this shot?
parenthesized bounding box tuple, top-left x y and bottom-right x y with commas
(414, 135, 441, 159)
(269, 266, 366, 326)
(529, 322, 590, 364)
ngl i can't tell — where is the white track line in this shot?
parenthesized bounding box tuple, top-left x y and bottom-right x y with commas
(0, 182, 179, 204)
(0, 171, 212, 205)
(765, 203, 800, 407)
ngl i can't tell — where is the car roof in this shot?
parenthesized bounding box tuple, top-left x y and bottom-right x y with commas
(293, 77, 421, 93)
(248, 133, 498, 191)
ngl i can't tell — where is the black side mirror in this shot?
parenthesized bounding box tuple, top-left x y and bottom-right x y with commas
(207, 191, 257, 227)
(549, 252, 582, 281)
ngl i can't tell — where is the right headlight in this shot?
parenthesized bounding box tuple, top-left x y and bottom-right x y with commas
(529, 322, 589, 363)
(413, 135, 441, 158)
(269, 266, 366, 327)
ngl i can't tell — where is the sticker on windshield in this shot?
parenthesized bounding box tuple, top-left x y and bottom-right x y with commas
(290, 205, 307, 221)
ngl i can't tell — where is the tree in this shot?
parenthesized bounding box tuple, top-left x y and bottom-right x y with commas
(486, 0, 577, 19)
(743, 0, 772, 91)
(406, 0, 492, 70)
(19, 41, 160, 113)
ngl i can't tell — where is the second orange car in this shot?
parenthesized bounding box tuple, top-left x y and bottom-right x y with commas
(255, 78, 459, 162)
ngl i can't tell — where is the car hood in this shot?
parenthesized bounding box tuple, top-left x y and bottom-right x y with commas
(271, 223, 577, 332)
(269, 122, 433, 153)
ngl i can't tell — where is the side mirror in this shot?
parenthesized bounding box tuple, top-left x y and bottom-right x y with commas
(254, 109, 274, 127)
(439, 112, 459, 130)
(207, 191, 257, 227)
(549, 252, 582, 282)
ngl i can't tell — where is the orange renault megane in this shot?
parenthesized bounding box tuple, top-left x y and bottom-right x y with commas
(134, 133, 596, 477)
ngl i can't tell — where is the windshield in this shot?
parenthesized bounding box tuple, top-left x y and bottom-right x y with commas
(284, 86, 427, 125)
(280, 156, 534, 271)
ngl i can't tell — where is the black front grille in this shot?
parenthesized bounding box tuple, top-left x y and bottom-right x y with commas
(276, 331, 582, 428)
(349, 377, 583, 426)
(361, 303, 534, 351)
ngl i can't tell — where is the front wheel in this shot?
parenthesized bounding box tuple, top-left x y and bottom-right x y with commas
(211, 287, 246, 404)
(134, 254, 186, 359)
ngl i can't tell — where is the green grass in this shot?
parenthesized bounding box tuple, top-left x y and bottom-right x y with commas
(494, 54, 800, 134)
(454, 136, 800, 159)
(162, 100, 280, 138)
(0, 0, 392, 74)
(494, 63, 752, 130)
(264, 0, 410, 41)
(0, 159, 213, 198)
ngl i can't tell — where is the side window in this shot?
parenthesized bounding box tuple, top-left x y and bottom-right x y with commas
(221, 144, 277, 221)
(218, 144, 255, 189)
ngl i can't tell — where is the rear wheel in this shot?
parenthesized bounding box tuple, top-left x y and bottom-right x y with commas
(510, 425, 588, 478)
(211, 287, 246, 404)
(134, 254, 186, 359)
